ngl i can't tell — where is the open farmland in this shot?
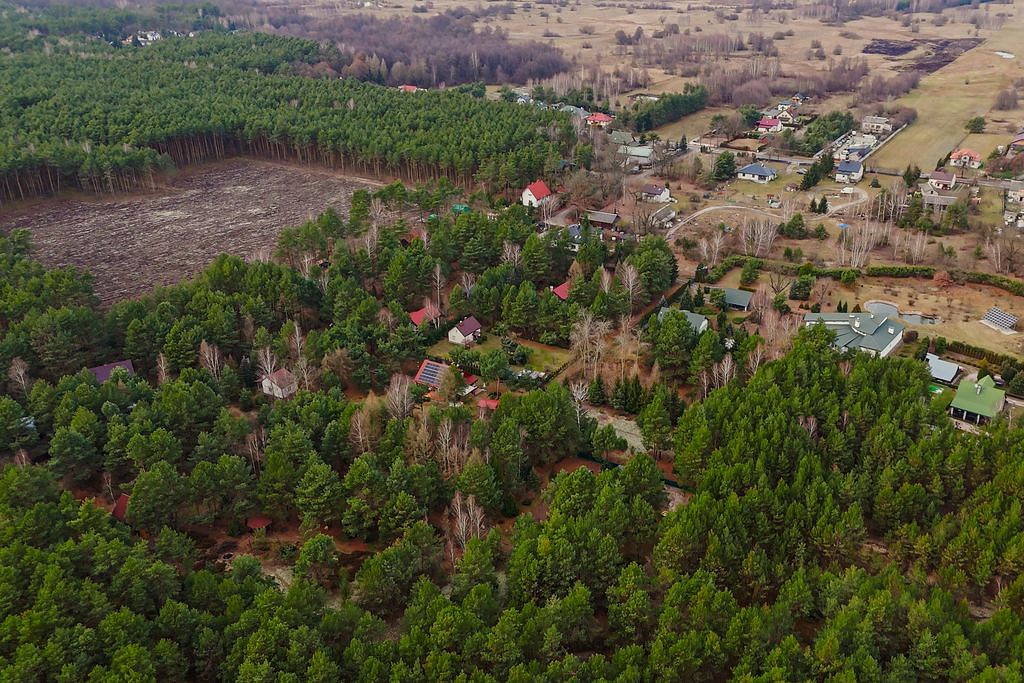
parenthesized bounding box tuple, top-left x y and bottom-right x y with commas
(871, 11, 1024, 170)
(0, 159, 379, 304)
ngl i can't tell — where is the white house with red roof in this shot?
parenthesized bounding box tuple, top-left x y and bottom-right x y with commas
(448, 316, 482, 346)
(757, 117, 783, 134)
(522, 179, 554, 208)
(586, 112, 613, 128)
(950, 148, 982, 169)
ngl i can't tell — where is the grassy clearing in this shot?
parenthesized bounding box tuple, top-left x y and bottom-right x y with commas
(871, 14, 1024, 170)
(653, 106, 733, 144)
(428, 335, 572, 372)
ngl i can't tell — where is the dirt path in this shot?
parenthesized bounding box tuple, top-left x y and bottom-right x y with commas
(666, 205, 781, 240)
(826, 187, 870, 216)
(0, 159, 381, 304)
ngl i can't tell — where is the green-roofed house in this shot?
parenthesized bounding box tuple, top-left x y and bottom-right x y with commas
(949, 375, 1006, 425)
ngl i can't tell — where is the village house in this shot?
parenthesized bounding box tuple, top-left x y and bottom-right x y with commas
(551, 281, 571, 301)
(757, 117, 783, 134)
(261, 368, 298, 399)
(608, 130, 636, 146)
(413, 359, 477, 394)
(929, 170, 956, 191)
(737, 163, 778, 184)
(657, 307, 709, 334)
(835, 160, 864, 184)
(861, 115, 893, 134)
(559, 104, 590, 119)
(87, 360, 134, 383)
(1010, 132, 1024, 154)
(920, 183, 959, 211)
(587, 211, 620, 230)
(521, 179, 553, 208)
(587, 112, 613, 128)
(950, 148, 982, 169)
(925, 353, 961, 386)
(1006, 181, 1024, 204)
(641, 183, 672, 202)
(448, 316, 482, 346)
(617, 144, 655, 169)
(398, 84, 422, 93)
(804, 312, 905, 357)
(949, 375, 1005, 426)
(776, 109, 796, 126)
(409, 304, 441, 327)
(715, 288, 753, 311)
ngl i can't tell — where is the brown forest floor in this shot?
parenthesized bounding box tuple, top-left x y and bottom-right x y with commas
(0, 158, 382, 305)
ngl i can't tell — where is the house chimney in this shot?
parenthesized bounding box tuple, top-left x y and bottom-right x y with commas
(888, 327, 894, 334)
(976, 383, 982, 395)
(853, 318, 861, 328)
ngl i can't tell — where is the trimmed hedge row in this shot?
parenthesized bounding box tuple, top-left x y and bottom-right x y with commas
(945, 340, 1020, 368)
(864, 265, 936, 278)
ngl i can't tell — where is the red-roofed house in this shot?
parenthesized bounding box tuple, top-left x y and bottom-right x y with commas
(409, 303, 441, 327)
(522, 179, 554, 208)
(1010, 133, 1024, 153)
(261, 368, 298, 399)
(448, 316, 482, 346)
(111, 493, 130, 522)
(398, 84, 421, 93)
(552, 281, 571, 301)
(757, 118, 783, 133)
(587, 112, 613, 127)
(950, 148, 982, 169)
(477, 397, 500, 416)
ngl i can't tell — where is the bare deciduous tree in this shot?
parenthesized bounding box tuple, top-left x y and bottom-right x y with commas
(6, 357, 29, 396)
(156, 353, 170, 386)
(501, 241, 522, 270)
(432, 264, 446, 315)
(448, 491, 487, 555)
(569, 380, 589, 427)
(246, 427, 267, 475)
(619, 263, 644, 313)
(570, 311, 612, 379)
(386, 374, 415, 421)
(198, 340, 223, 381)
(255, 346, 278, 381)
(294, 357, 319, 392)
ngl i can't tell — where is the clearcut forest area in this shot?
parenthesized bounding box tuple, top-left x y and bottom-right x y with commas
(0, 160, 378, 303)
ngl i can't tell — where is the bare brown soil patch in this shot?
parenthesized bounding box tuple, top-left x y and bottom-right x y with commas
(0, 158, 381, 305)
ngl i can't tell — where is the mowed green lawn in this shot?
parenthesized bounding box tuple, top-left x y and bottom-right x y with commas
(428, 335, 572, 373)
(871, 16, 1024, 170)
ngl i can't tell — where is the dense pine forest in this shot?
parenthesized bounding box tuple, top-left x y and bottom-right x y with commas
(0, 22, 571, 202)
(3, 175, 1024, 679)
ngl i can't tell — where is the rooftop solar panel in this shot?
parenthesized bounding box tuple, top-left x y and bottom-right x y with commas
(415, 360, 448, 387)
(982, 307, 1018, 331)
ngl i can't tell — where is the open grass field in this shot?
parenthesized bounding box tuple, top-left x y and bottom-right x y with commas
(428, 335, 572, 374)
(0, 159, 379, 304)
(871, 12, 1024, 170)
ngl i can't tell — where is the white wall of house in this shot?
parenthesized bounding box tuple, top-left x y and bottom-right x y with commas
(448, 328, 477, 346)
(738, 172, 773, 184)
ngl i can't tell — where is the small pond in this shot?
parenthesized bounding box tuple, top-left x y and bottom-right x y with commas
(864, 300, 937, 325)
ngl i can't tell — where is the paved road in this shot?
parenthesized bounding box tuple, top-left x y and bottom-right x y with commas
(666, 204, 781, 240)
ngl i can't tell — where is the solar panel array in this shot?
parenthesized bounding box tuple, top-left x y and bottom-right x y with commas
(983, 307, 1018, 331)
(417, 361, 447, 386)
